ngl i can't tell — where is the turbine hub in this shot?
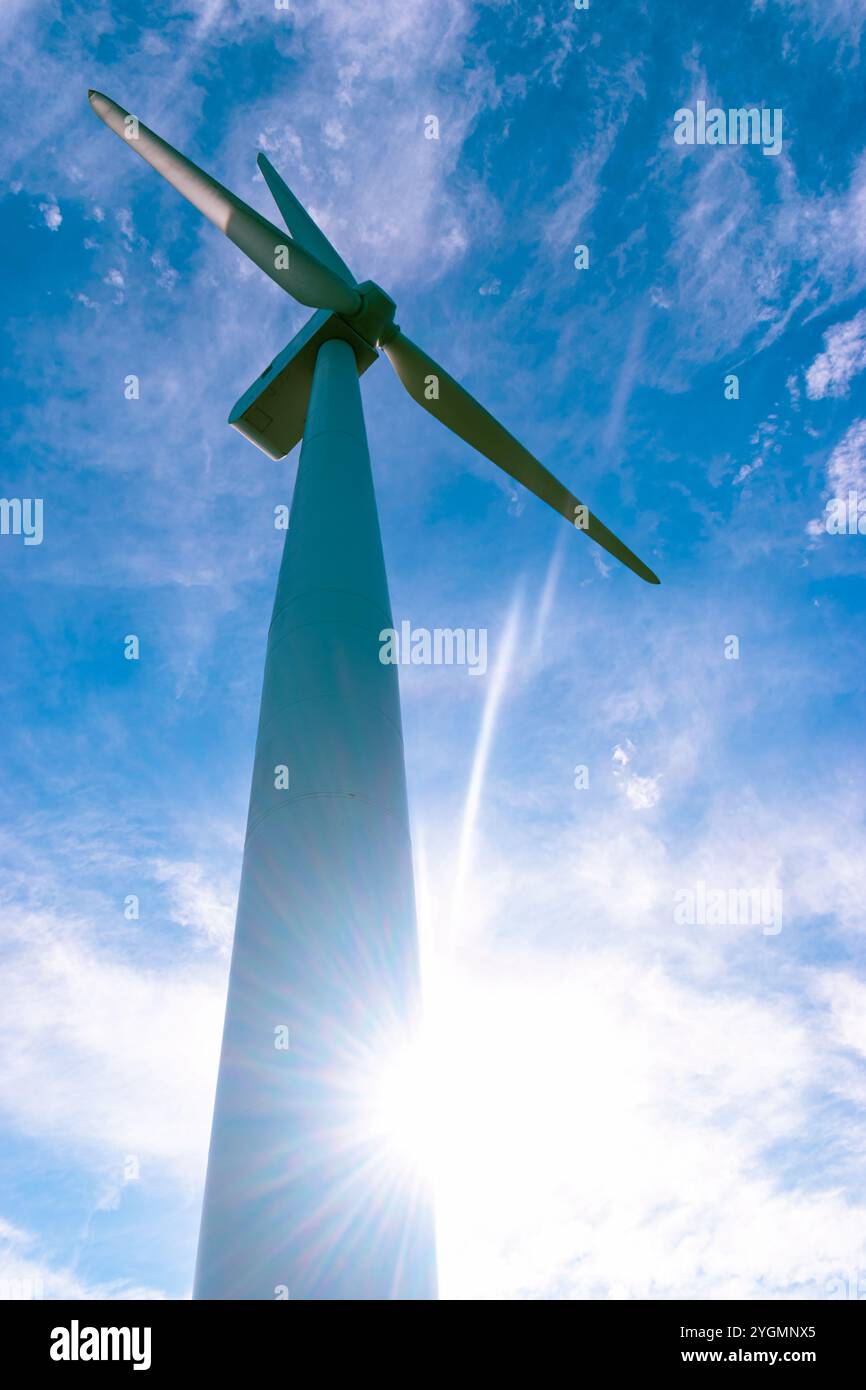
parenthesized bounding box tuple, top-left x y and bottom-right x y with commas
(348, 280, 398, 349)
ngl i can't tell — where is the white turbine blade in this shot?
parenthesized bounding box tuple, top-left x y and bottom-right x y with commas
(383, 328, 660, 585)
(87, 90, 361, 316)
(257, 153, 357, 287)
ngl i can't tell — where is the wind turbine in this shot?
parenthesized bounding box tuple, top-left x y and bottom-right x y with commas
(88, 89, 660, 1302)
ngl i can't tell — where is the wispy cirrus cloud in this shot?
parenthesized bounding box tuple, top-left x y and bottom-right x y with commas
(756, 0, 866, 48)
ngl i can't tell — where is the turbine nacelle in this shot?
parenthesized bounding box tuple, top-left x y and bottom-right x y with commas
(88, 89, 660, 584)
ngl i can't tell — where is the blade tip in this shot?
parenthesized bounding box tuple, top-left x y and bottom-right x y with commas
(87, 89, 112, 119)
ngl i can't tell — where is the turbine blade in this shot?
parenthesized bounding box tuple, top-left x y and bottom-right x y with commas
(257, 153, 357, 287)
(87, 90, 361, 317)
(382, 329, 660, 585)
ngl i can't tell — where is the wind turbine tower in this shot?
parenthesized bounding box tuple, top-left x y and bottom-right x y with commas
(88, 89, 659, 1302)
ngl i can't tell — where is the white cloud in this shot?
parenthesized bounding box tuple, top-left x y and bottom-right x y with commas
(0, 1220, 167, 1300)
(806, 416, 866, 537)
(150, 250, 179, 290)
(232, 0, 496, 291)
(826, 417, 866, 494)
(610, 740, 660, 808)
(322, 118, 346, 150)
(657, 60, 866, 377)
(152, 857, 237, 952)
(805, 309, 866, 399)
(411, 701, 866, 1297)
(625, 773, 662, 810)
(427, 949, 866, 1299)
(0, 906, 225, 1187)
(116, 207, 135, 243)
(733, 411, 789, 485)
(540, 58, 646, 263)
(819, 972, 866, 1058)
(39, 200, 61, 230)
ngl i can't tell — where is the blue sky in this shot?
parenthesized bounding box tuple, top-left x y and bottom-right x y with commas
(2, 0, 866, 1300)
